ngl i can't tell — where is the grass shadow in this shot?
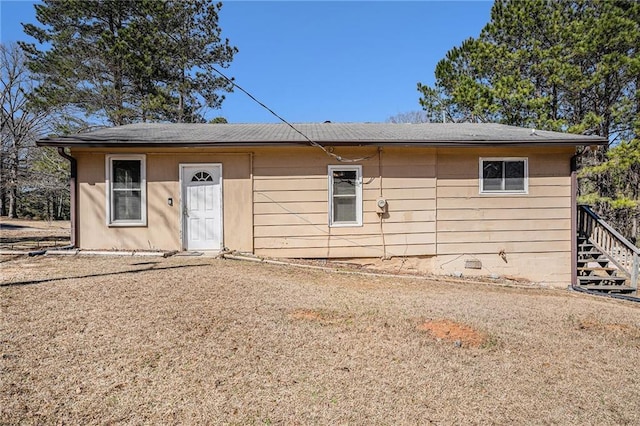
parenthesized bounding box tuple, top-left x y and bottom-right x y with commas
(0, 263, 209, 288)
(0, 255, 24, 264)
(0, 224, 30, 230)
(1, 236, 70, 244)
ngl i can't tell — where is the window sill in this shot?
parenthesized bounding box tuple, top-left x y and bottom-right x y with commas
(479, 191, 528, 196)
(329, 222, 363, 228)
(108, 221, 148, 227)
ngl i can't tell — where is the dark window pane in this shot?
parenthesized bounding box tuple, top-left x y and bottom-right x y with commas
(505, 161, 525, 190)
(333, 170, 356, 195)
(113, 160, 141, 189)
(482, 161, 503, 191)
(192, 171, 213, 182)
(333, 197, 356, 222)
(113, 190, 141, 221)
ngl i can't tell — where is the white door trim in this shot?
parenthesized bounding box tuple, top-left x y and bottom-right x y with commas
(179, 163, 223, 251)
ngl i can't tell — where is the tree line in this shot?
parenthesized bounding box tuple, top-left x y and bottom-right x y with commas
(1, 43, 69, 219)
(416, 0, 639, 243)
(1, 0, 237, 220)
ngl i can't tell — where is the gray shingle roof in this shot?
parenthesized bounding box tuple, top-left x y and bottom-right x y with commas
(37, 122, 607, 147)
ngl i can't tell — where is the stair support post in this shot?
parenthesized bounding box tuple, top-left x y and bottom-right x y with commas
(571, 156, 578, 288)
(632, 253, 639, 290)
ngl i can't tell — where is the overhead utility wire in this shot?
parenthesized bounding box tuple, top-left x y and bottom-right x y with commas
(209, 66, 373, 163)
(155, 25, 373, 162)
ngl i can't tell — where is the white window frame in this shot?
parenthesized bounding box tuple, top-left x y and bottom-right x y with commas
(479, 157, 528, 194)
(328, 165, 363, 227)
(105, 154, 147, 226)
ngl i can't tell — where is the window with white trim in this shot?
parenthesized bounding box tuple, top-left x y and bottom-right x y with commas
(328, 165, 362, 227)
(479, 157, 528, 194)
(106, 154, 147, 225)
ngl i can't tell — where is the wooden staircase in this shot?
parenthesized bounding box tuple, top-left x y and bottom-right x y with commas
(577, 205, 639, 294)
(577, 236, 633, 293)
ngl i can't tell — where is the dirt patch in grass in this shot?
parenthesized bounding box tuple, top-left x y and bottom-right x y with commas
(417, 318, 488, 348)
(2, 254, 640, 424)
(577, 318, 640, 337)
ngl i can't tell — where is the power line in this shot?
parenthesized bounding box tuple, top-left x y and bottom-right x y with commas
(150, 15, 374, 163)
(209, 65, 373, 163)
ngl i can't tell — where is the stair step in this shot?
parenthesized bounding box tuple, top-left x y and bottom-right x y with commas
(577, 254, 608, 261)
(578, 250, 604, 255)
(578, 284, 636, 294)
(578, 262, 612, 270)
(577, 267, 618, 276)
(577, 258, 608, 263)
(578, 276, 628, 285)
(577, 259, 608, 264)
(577, 266, 617, 271)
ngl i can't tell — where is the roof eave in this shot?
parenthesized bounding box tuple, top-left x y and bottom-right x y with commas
(37, 138, 607, 148)
(36, 139, 314, 148)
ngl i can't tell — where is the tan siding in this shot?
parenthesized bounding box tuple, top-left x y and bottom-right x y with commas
(437, 146, 571, 170)
(254, 166, 328, 177)
(387, 210, 436, 223)
(254, 177, 326, 191)
(255, 212, 436, 227)
(433, 252, 572, 284)
(379, 187, 436, 200)
(254, 189, 327, 203)
(254, 199, 436, 215)
(435, 147, 575, 285)
(437, 229, 570, 244)
(437, 176, 569, 187)
(255, 232, 435, 249)
(378, 149, 436, 166)
(437, 184, 571, 198)
(255, 221, 436, 237)
(254, 187, 434, 202)
(437, 207, 571, 221)
(383, 177, 437, 189)
(73, 144, 576, 287)
(376, 164, 437, 179)
(437, 240, 571, 254)
(252, 147, 437, 258)
(438, 196, 569, 209)
(257, 244, 432, 258)
(73, 150, 252, 252)
(254, 201, 327, 215)
(437, 218, 572, 232)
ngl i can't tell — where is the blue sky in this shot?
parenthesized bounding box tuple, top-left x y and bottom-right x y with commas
(1, 0, 493, 124)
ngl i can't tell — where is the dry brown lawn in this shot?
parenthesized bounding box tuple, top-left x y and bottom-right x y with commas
(2, 253, 640, 424)
(0, 218, 71, 251)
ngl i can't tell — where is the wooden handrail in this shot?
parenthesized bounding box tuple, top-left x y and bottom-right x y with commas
(578, 205, 639, 289)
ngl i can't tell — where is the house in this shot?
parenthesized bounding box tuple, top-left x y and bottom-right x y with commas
(37, 122, 607, 287)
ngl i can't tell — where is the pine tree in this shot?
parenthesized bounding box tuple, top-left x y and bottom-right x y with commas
(417, 0, 640, 241)
(20, 0, 237, 125)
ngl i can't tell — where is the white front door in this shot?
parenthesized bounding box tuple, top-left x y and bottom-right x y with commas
(181, 164, 223, 251)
